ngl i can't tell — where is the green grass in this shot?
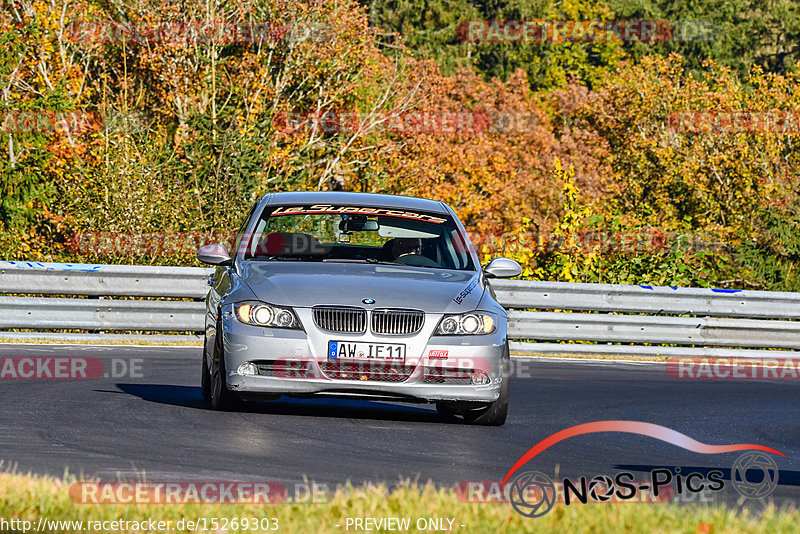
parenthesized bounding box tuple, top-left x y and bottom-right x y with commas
(0, 473, 798, 533)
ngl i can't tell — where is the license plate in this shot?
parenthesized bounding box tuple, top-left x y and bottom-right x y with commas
(328, 341, 406, 362)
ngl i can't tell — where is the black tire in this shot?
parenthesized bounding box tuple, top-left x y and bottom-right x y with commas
(201, 340, 211, 402)
(210, 324, 241, 411)
(462, 346, 511, 426)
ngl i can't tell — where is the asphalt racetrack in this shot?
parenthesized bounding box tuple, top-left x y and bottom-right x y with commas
(1, 344, 798, 508)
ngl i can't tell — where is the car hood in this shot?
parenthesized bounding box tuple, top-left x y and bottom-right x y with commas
(238, 261, 484, 313)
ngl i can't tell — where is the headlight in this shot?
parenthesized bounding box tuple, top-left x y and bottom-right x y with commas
(233, 301, 301, 329)
(435, 312, 497, 335)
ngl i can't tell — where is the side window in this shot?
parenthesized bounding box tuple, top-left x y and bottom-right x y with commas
(232, 202, 260, 256)
(447, 228, 471, 270)
(249, 218, 267, 256)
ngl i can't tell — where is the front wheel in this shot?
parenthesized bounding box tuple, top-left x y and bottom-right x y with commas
(201, 346, 211, 402)
(438, 346, 511, 426)
(209, 324, 241, 411)
(462, 373, 509, 426)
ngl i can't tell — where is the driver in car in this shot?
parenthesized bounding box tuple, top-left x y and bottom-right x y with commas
(391, 238, 422, 260)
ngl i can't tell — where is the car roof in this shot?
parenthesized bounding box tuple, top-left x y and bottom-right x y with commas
(263, 191, 450, 214)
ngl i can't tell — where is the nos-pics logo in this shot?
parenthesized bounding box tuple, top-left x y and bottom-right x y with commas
(503, 421, 783, 519)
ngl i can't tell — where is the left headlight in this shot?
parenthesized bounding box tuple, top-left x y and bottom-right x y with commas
(435, 312, 497, 335)
(233, 301, 301, 329)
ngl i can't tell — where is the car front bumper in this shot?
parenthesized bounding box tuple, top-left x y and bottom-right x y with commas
(220, 309, 508, 403)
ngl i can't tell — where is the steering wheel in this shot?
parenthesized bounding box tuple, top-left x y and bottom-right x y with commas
(394, 254, 441, 268)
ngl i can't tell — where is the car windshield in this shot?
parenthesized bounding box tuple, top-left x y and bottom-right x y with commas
(241, 204, 475, 271)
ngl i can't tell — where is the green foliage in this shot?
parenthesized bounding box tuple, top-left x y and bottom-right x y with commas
(360, 0, 478, 73)
(485, 159, 715, 287)
(1, 0, 410, 264)
(725, 203, 800, 291)
(364, 0, 626, 89)
(365, 0, 800, 89)
(609, 0, 800, 77)
(2, 0, 800, 293)
(0, 10, 85, 256)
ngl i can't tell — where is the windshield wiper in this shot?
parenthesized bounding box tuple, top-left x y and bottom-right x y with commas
(320, 258, 404, 265)
(248, 255, 309, 261)
(365, 258, 404, 265)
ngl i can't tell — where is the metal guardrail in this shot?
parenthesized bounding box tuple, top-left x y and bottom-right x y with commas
(490, 279, 800, 319)
(2, 261, 799, 357)
(507, 312, 800, 348)
(0, 261, 210, 298)
(0, 296, 204, 331)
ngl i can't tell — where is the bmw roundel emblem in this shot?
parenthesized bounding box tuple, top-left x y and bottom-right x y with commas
(362, 298, 375, 305)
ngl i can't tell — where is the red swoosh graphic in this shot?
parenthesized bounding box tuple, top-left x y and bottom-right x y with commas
(501, 420, 785, 486)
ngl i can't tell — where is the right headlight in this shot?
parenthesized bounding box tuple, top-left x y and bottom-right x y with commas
(233, 301, 301, 329)
(435, 312, 497, 335)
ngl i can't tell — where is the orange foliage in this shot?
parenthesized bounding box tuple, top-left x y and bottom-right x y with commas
(377, 62, 608, 237)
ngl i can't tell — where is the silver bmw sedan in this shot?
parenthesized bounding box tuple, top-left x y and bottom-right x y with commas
(197, 191, 521, 425)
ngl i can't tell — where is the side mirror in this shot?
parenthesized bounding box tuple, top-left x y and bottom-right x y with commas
(197, 243, 233, 266)
(484, 257, 522, 279)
